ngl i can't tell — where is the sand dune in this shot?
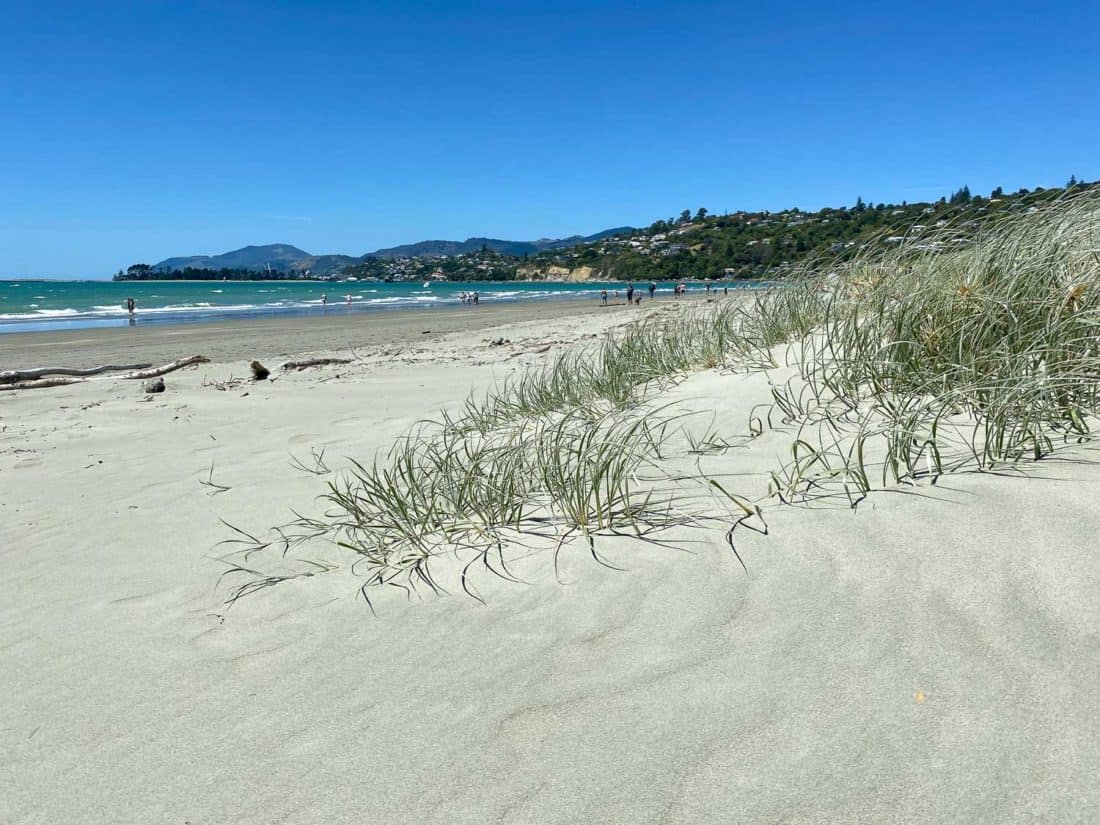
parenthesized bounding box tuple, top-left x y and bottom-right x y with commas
(2, 302, 1098, 824)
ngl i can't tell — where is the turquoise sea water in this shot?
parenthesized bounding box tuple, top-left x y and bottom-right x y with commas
(0, 279, 751, 334)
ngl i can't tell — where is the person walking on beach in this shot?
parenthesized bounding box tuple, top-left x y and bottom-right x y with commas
(601, 289, 608, 306)
(626, 282, 635, 305)
(473, 291, 479, 305)
(648, 281, 656, 300)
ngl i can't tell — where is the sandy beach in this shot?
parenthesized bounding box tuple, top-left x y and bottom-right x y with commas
(2, 297, 1098, 824)
(0, 297, 632, 367)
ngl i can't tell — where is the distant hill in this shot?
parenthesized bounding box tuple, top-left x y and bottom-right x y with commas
(148, 227, 638, 276)
(154, 244, 364, 275)
(149, 228, 635, 274)
(129, 180, 1096, 284)
(155, 244, 316, 272)
(367, 228, 635, 259)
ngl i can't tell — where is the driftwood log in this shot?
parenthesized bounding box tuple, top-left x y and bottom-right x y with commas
(280, 358, 353, 371)
(0, 376, 86, 392)
(0, 363, 151, 384)
(0, 355, 210, 391)
(121, 356, 209, 379)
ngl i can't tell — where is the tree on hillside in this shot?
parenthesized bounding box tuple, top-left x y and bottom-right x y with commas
(695, 207, 708, 221)
(991, 186, 1004, 198)
(949, 185, 972, 205)
(679, 209, 692, 223)
(1068, 174, 1079, 187)
(854, 196, 866, 212)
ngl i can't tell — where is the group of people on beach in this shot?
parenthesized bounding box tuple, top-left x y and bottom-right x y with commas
(601, 281, 658, 306)
(600, 280, 727, 306)
(459, 291, 480, 305)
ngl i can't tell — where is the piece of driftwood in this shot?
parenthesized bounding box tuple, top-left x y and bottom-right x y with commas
(0, 363, 152, 384)
(280, 358, 353, 370)
(0, 376, 85, 392)
(0, 355, 209, 392)
(121, 356, 210, 379)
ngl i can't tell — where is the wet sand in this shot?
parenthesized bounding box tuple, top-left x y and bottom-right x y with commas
(0, 297, 630, 367)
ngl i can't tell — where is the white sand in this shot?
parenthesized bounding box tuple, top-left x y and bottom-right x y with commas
(2, 308, 1098, 823)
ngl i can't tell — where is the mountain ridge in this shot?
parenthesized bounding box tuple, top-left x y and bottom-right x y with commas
(152, 227, 636, 273)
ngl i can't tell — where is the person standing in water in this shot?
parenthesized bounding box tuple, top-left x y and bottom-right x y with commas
(626, 282, 635, 305)
(321, 293, 328, 306)
(126, 296, 135, 314)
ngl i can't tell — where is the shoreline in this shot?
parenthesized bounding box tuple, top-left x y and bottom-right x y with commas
(0, 295, 666, 367)
(0, 278, 749, 337)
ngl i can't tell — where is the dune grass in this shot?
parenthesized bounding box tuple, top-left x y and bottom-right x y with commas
(218, 190, 1100, 606)
(755, 190, 1100, 502)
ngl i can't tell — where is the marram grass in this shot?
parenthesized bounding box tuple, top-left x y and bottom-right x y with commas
(219, 190, 1100, 606)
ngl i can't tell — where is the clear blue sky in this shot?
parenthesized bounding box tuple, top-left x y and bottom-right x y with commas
(2, 0, 1097, 277)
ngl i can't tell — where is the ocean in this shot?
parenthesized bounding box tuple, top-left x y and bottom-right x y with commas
(0, 279, 746, 334)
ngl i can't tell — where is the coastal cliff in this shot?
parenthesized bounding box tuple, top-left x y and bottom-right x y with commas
(516, 264, 596, 282)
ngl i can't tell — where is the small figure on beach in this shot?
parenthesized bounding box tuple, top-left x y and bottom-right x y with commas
(473, 291, 480, 305)
(321, 293, 328, 306)
(723, 284, 729, 296)
(126, 296, 135, 314)
(705, 282, 712, 294)
(626, 283, 635, 304)
(649, 281, 656, 300)
(634, 296, 642, 306)
(345, 294, 352, 305)
(600, 289, 608, 306)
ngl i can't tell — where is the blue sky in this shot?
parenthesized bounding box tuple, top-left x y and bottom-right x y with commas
(2, 1, 1097, 277)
